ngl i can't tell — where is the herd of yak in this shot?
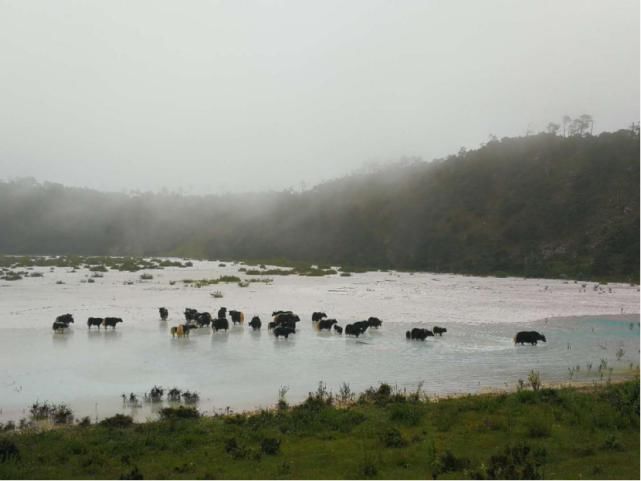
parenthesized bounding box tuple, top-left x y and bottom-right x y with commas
(51, 309, 549, 345)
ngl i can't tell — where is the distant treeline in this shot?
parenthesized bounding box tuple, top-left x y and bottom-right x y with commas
(1, 128, 638, 282)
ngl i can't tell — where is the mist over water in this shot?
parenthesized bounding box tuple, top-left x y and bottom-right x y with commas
(1, 259, 638, 422)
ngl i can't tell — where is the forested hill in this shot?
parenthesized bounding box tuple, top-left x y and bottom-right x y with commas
(1, 128, 638, 281)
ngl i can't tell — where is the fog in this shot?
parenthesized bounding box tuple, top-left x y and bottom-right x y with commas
(0, 0, 639, 193)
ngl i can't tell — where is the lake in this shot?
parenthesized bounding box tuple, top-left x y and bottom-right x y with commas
(0, 259, 638, 422)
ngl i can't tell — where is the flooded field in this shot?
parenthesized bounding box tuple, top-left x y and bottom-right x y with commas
(0, 259, 638, 423)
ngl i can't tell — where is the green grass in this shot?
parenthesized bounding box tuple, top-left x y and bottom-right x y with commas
(0, 380, 638, 479)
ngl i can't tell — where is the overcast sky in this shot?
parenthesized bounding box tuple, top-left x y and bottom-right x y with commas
(0, 0, 638, 194)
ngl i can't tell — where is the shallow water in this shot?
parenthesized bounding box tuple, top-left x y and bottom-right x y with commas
(0, 259, 638, 422)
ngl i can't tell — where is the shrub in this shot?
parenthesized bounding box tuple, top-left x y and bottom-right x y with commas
(432, 450, 470, 477)
(389, 403, 423, 426)
(51, 404, 74, 425)
(78, 416, 92, 427)
(119, 465, 143, 479)
(159, 406, 200, 420)
(601, 433, 624, 451)
(381, 427, 408, 448)
(528, 371, 541, 392)
(0, 439, 20, 463)
(100, 414, 134, 428)
(526, 420, 551, 438)
(479, 443, 546, 480)
(261, 437, 281, 455)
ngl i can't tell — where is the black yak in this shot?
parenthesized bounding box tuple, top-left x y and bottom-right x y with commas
(317, 319, 337, 331)
(87, 317, 104, 329)
(230, 310, 245, 325)
(367, 317, 382, 328)
(406, 328, 433, 340)
(333, 324, 343, 335)
(345, 322, 368, 337)
(159, 307, 169, 320)
(184, 308, 198, 322)
(433, 326, 447, 336)
(195, 312, 212, 327)
(249, 316, 262, 330)
(212, 317, 229, 332)
(514, 331, 547, 345)
(103, 317, 123, 329)
(312, 312, 327, 322)
(52, 320, 68, 332)
(217, 307, 227, 319)
(273, 326, 295, 339)
(56, 313, 74, 325)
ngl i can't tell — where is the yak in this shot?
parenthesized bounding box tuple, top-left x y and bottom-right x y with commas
(273, 325, 295, 339)
(56, 314, 74, 325)
(316, 319, 337, 331)
(249, 316, 262, 330)
(312, 312, 327, 322)
(87, 317, 104, 329)
(52, 320, 69, 332)
(159, 307, 169, 320)
(433, 326, 447, 336)
(170, 324, 195, 337)
(272, 311, 299, 331)
(230, 310, 245, 325)
(103, 317, 123, 329)
(184, 308, 198, 322)
(195, 312, 212, 327)
(514, 331, 547, 345)
(406, 328, 433, 340)
(217, 307, 227, 319)
(333, 324, 343, 335)
(212, 317, 229, 332)
(345, 322, 368, 337)
(368, 317, 382, 328)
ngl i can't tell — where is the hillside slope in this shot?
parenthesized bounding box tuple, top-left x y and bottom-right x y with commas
(0, 129, 638, 281)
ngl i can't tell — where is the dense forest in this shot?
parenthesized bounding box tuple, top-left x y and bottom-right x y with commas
(0, 128, 638, 282)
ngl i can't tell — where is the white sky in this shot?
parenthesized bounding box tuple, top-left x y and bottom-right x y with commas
(0, 0, 639, 193)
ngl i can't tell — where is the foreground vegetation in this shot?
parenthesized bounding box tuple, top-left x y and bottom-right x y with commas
(0, 128, 638, 282)
(0, 380, 638, 479)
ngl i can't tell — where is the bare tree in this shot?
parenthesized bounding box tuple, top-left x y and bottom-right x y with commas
(546, 122, 560, 135)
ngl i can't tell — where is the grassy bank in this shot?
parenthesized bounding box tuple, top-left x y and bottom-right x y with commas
(0, 380, 638, 479)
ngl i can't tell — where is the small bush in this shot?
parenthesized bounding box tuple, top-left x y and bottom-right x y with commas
(119, 465, 143, 479)
(362, 462, 378, 477)
(528, 371, 541, 392)
(601, 433, 624, 451)
(479, 443, 546, 480)
(159, 406, 200, 420)
(381, 427, 408, 448)
(260, 437, 281, 455)
(0, 439, 20, 463)
(432, 450, 470, 477)
(78, 416, 92, 427)
(389, 403, 423, 426)
(100, 414, 134, 428)
(526, 419, 551, 438)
